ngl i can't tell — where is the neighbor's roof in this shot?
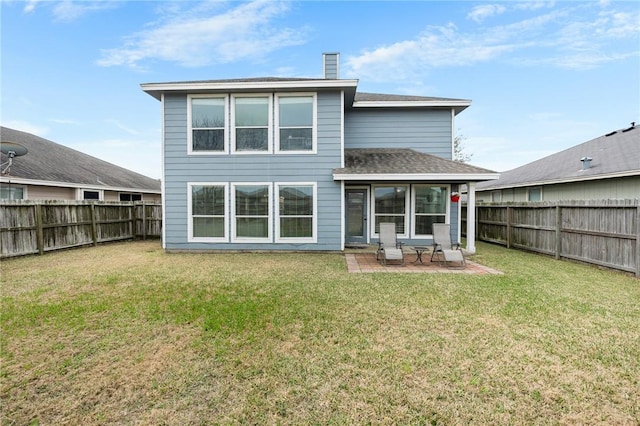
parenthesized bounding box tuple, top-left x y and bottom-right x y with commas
(476, 124, 640, 191)
(0, 126, 161, 192)
(333, 148, 498, 182)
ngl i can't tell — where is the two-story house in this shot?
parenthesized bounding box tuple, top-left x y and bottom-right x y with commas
(141, 53, 497, 253)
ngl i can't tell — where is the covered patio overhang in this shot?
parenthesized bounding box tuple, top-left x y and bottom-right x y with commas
(332, 148, 500, 254)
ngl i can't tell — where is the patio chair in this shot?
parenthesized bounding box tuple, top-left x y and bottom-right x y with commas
(430, 223, 466, 268)
(376, 222, 405, 266)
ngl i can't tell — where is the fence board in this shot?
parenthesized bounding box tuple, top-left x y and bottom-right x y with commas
(0, 201, 162, 258)
(468, 200, 639, 276)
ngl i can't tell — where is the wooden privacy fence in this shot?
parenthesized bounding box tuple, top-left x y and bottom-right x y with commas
(463, 200, 640, 276)
(0, 201, 162, 259)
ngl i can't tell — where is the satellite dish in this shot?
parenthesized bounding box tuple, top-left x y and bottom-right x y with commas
(1, 141, 28, 157)
(1, 141, 28, 175)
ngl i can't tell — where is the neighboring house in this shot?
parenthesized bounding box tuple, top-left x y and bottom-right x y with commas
(141, 52, 497, 253)
(475, 124, 640, 202)
(0, 127, 161, 202)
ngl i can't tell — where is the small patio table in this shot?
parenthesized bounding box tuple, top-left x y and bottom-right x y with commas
(411, 246, 431, 264)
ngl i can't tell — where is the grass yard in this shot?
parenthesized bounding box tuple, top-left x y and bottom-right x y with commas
(1, 241, 639, 425)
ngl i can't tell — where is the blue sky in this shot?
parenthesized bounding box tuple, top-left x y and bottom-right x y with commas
(2, 0, 638, 179)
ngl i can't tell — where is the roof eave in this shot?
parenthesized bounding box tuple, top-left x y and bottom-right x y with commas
(352, 100, 471, 114)
(0, 176, 161, 193)
(141, 79, 360, 100)
(333, 172, 500, 181)
(477, 169, 640, 191)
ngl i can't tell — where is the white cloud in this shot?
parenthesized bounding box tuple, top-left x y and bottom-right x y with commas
(467, 4, 506, 23)
(97, 0, 307, 69)
(344, 23, 518, 82)
(51, 0, 117, 22)
(345, 3, 639, 82)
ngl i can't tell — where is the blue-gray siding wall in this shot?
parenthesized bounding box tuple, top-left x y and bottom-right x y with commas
(163, 91, 344, 251)
(344, 109, 453, 159)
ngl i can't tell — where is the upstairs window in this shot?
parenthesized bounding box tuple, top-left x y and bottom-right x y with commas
(232, 95, 272, 153)
(276, 94, 316, 153)
(189, 95, 228, 153)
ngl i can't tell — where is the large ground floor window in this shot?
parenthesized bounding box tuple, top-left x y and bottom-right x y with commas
(188, 181, 316, 243)
(188, 183, 228, 241)
(371, 184, 451, 238)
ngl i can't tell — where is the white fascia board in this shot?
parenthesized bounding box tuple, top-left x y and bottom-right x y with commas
(332, 173, 500, 181)
(352, 100, 471, 109)
(142, 79, 359, 99)
(482, 170, 640, 191)
(0, 177, 161, 194)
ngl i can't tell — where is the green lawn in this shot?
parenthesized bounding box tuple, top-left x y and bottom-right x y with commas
(1, 241, 639, 425)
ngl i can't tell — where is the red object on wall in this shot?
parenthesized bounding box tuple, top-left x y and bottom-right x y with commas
(450, 193, 460, 203)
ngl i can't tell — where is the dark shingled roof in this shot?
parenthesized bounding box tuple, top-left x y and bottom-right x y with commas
(334, 148, 495, 177)
(354, 92, 470, 103)
(476, 124, 640, 190)
(0, 127, 161, 191)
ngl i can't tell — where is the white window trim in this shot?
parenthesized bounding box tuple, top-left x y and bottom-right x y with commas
(231, 182, 273, 243)
(275, 182, 317, 243)
(0, 184, 26, 200)
(410, 184, 451, 238)
(527, 186, 543, 202)
(187, 94, 229, 155)
(231, 94, 273, 154)
(187, 182, 229, 243)
(274, 93, 317, 154)
(371, 184, 409, 238)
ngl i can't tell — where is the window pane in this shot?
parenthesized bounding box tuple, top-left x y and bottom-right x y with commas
(375, 216, 405, 234)
(192, 98, 225, 128)
(235, 97, 268, 126)
(84, 191, 99, 200)
(375, 187, 405, 214)
(528, 188, 541, 201)
(280, 186, 313, 216)
(192, 186, 225, 215)
(236, 128, 268, 151)
(280, 217, 312, 238)
(193, 217, 225, 238)
(279, 97, 312, 127)
(193, 129, 224, 151)
(0, 187, 24, 200)
(415, 215, 445, 235)
(415, 187, 446, 214)
(235, 186, 269, 215)
(236, 218, 268, 238)
(279, 128, 312, 151)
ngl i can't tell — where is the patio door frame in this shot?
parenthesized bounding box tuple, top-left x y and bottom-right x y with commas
(345, 186, 369, 245)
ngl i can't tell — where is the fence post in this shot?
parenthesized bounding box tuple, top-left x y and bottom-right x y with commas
(142, 203, 148, 240)
(636, 205, 640, 278)
(555, 204, 562, 260)
(506, 206, 511, 248)
(35, 203, 44, 255)
(90, 203, 98, 246)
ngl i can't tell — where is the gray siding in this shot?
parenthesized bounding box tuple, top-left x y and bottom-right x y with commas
(344, 109, 453, 159)
(163, 91, 344, 251)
